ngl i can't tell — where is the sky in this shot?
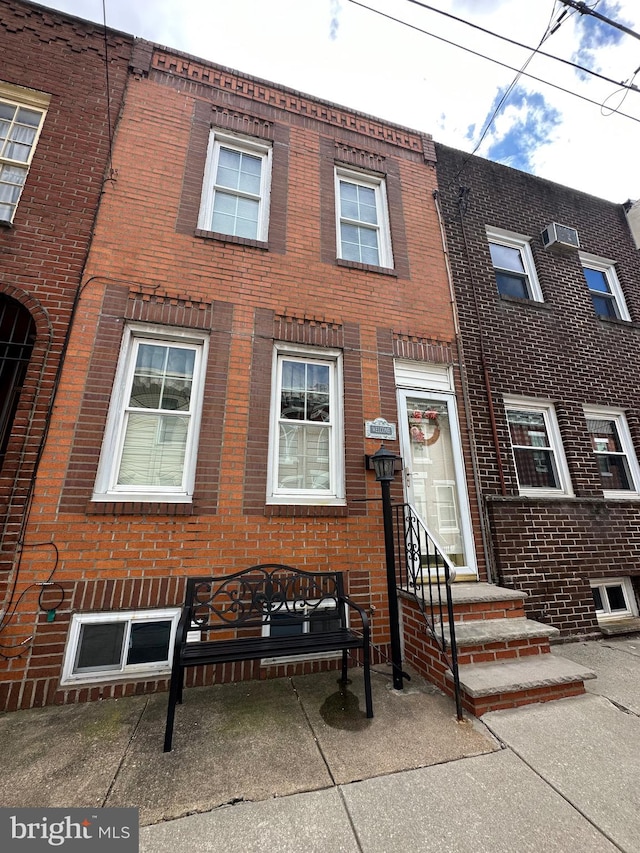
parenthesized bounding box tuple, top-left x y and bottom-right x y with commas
(32, 0, 640, 203)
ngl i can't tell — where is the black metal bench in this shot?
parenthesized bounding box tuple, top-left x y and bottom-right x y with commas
(164, 563, 373, 751)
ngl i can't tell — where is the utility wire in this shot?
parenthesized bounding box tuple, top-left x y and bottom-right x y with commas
(558, 0, 640, 41)
(399, 0, 639, 92)
(347, 0, 640, 126)
(102, 0, 114, 173)
(450, 1, 563, 184)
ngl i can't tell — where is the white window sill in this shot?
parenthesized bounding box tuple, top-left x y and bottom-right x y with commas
(91, 493, 193, 504)
(601, 490, 640, 500)
(60, 663, 171, 687)
(518, 489, 574, 499)
(266, 496, 346, 507)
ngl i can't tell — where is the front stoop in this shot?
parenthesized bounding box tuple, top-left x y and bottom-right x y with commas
(401, 582, 596, 716)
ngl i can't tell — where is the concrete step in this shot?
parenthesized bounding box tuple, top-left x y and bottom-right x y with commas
(599, 616, 640, 636)
(449, 655, 596, 716)
(449, 582, 527, 621)
(446, 617, 559, 648)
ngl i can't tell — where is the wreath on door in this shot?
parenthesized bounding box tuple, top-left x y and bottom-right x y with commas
(409, 410, 440, 446)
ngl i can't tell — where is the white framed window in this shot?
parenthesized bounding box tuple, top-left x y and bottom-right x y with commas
(584, 407, 640, 497)
(0, 82, 49, 224)
(486, 227, 543, 301)
(93, 324, 209, 503)
(261, 599, 343, 664)
(505, 398, 572, 496)
(335, 167, 393, 268)
(61, 608, 181, 685)
(267, 343, 345, 505)
(590, 578, 637, 622)
(580, 253, 630, 321)
(197, 131, 272, 241)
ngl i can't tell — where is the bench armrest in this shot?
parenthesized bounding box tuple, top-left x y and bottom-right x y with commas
(340, 595, 370, 639)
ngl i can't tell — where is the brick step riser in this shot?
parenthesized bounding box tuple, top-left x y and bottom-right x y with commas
(461, 681, 586, 716)
(402, 595, 589, 715)
(455, 637, 552, 666)
(417, 598, 526, 624)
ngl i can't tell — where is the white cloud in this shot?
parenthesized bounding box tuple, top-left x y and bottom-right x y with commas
(27, 0, 640, 201)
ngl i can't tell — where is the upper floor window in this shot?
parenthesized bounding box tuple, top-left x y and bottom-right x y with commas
(584, 408, 640, 496)
(267, 344, 345, 505)
(335, 168, 393, 268)
(93, 324, 209, 503)
(0, 83, 49, 224)
(198, 131, 272, 241)
(505, 398, 572, 496)
(580, 253, 630, 321)
(486, 228, 542, 301)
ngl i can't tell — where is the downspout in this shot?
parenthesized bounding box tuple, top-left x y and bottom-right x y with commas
(432, 189, 494, 583)
(457, 188, 507, 498)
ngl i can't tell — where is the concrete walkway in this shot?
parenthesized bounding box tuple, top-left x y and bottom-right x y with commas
(1, 639, 640, 851)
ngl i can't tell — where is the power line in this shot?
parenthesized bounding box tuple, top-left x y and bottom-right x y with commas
(399, 0, 639, 92)
(558, 0, 640, 41)
(347, 0, 640, 126)
(452, 1, 562, 184)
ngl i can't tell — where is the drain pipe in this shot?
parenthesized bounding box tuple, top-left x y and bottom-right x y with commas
(433, 188, 495, 583)
(455, 190, 507, 499)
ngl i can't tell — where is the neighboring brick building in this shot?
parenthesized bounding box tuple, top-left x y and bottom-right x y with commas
(435, 143, 640, 639)
(1, 30, 483, 709)
(0, 0, 133, 697)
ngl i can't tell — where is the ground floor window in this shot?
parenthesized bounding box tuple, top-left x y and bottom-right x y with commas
(61, 609, 180, 684)
(590, 578, 637, 622)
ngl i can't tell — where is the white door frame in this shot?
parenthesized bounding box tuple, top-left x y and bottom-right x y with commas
(396, 382, 477, 580)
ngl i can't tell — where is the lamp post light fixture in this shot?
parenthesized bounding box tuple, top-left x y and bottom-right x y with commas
(371, 444, 405, 691)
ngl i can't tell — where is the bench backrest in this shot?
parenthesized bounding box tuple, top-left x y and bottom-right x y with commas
(183, 564, 347, 633)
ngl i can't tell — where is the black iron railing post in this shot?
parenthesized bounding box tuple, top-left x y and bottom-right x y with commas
(381, 476, 404, 690)
(396, 502, 463, 720)
(444, 562, 464, 721)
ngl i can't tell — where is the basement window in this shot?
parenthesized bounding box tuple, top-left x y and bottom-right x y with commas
(590, 578, 637, 622)
(61, 609, 180, 685)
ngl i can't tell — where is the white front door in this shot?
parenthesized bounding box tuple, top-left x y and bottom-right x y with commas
(398, 389, 476, 578)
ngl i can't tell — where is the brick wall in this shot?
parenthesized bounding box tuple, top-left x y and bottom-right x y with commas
(0, 1, 132, 656)
(0, 40, 468, 709)
(436, 142, 640, 636)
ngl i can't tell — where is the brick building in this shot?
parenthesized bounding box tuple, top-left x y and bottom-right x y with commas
(0, 0, 132, 698)
(435, 142, 640, 639)
(1, 26, 485, 710)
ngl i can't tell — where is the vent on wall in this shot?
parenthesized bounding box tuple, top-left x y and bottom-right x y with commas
(541, 222, 580, 250)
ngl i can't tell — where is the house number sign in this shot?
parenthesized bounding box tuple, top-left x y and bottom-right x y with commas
(365, 417, 397, 440)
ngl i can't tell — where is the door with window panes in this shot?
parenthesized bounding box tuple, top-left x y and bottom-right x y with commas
(398, 390, 476, 577)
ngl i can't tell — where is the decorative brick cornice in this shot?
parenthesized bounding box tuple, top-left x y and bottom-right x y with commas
(210, 107, 273, 140)
(151, 48, 429, 156)
(274, 313, 343, 348)
(334, 142, 385, 173)
(393, 334, 453, 363)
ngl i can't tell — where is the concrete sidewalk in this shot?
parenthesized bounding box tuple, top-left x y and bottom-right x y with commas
(2, 640, 640, 851)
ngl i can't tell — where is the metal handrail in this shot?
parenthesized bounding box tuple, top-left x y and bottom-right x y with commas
(393, 502, 463, 720)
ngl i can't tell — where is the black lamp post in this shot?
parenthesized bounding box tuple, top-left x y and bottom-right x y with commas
(371, 444, 404, 691)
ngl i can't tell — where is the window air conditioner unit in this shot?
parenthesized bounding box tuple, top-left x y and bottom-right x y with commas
(541, 222, 580, 250)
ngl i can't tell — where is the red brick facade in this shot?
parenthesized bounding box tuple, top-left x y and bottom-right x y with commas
(0, 28, 472, 709)
(0, 0, 132, 701)
(435, 143, 640, 638)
